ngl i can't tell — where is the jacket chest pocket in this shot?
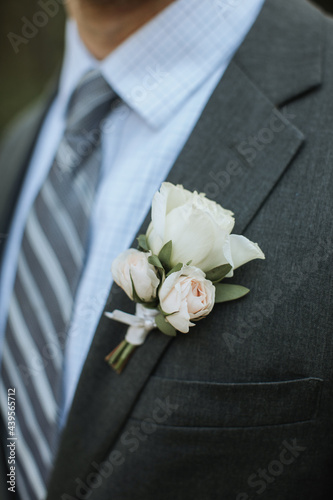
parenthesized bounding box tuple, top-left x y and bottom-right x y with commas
(130, 376, 323, 428)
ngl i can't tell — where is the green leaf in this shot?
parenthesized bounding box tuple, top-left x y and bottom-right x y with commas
(137, 234, 149, 252)
(166, 262, 183, 277)
(148, 255, 163, 269)
(158, 240, 172, 270)
(157, 267, 166, 282)
(142, 300, 159, 309)
(206, 264, 232, 283)
(215, 284, 250, 303)
(155, 314, 177, 337)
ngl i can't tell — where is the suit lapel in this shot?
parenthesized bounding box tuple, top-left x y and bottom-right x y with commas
(165, 61, 305, 234)
(47, 0, 325, 488)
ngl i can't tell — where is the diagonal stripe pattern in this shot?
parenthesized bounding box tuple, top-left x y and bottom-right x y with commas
(0, 70, 117, 499)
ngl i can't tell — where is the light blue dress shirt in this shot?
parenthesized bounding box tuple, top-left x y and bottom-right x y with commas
(0, 0, 265, 427)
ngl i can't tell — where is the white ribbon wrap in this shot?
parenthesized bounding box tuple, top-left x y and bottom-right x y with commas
(104, 304, 159, 346)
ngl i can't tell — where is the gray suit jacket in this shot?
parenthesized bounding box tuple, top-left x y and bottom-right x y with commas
(1, 0, 333, 498)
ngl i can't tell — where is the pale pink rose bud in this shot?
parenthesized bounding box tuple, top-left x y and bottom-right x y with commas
(159, 266, 215, 333)
(111, 249, 160, 302)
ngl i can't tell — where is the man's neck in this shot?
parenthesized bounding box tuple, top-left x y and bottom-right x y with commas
(66, 0, 176, 60)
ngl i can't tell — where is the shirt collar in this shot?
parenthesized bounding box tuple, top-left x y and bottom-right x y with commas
(59, 0, 265, 129)
(58, 20, 97, 112)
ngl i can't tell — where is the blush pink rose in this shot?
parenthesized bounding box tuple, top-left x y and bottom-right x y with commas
(111, 249, 160, 302)
(159, 266, 215, 333)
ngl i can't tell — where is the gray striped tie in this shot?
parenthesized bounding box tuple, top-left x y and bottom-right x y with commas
(0, 70, 117, 499)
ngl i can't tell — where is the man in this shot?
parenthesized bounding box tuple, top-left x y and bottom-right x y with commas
(0, 0, 332, 498)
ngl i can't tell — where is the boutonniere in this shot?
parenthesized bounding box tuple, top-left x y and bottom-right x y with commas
(105, 182, 265, 373)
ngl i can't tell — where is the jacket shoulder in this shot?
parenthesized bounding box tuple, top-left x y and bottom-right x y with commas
(0, 80, 57, 241)
(0, 77, 58, 167)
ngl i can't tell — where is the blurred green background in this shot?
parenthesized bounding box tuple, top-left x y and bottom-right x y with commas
(0, 0, 332, 134)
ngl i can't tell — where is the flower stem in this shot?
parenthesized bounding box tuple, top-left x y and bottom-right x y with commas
(105, 340, 137, 374)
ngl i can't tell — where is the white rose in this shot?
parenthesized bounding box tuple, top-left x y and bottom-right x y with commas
(111, 249, 160, 302)
(147, 182, 265, 274)
(159, 266, 215, 333)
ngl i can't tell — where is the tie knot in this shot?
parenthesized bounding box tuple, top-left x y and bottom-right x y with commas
(66, 69, 118, 133)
